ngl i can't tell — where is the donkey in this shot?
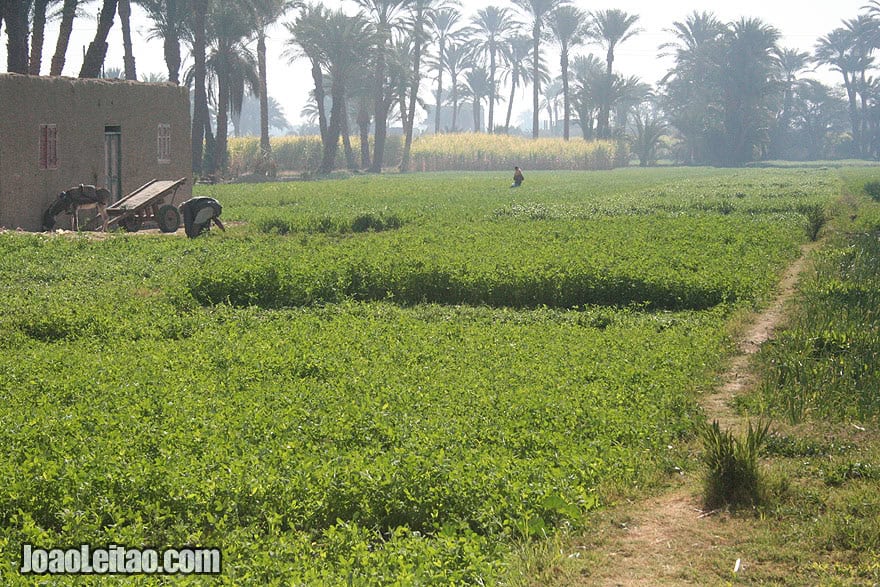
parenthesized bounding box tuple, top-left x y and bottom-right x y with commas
(43, 185, 111, 232)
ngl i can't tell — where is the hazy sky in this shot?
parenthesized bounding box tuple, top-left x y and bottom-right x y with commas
(1, 0, 873, 129)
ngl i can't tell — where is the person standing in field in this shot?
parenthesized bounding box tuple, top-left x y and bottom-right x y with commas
(511, 166, 524, 188)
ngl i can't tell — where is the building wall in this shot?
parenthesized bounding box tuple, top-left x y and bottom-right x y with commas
(0, 73, 192, 231)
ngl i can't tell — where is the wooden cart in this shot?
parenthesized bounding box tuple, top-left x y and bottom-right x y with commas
(106, 178, 187, 233)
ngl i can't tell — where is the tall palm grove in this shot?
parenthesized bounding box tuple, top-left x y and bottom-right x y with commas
(3, 0, 880, 174)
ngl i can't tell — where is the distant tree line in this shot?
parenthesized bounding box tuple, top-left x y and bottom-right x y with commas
(2, 1, 880, 172)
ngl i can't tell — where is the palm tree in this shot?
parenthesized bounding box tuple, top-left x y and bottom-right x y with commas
(429, 6, 465, 134)
(80, 0, 119, 78)
(511, 0, 568, 138)
(720, 17, 781, 164)
(141, 71, 168, 82)
(50, 0, 80, 75)
(400, 0, 442, 172)
(587, 9, 641, 138)
(471, 6, 517, 134)
(29, 0, 55, 75)
(630, 106, 666, 167)
(355, 0, 410, 173)
(118, 0, 137, 79)
(499, 34, 534, 133)
(463, 66, 491, 132)
(443, 39, 473, 131)
(206, 0, 259, 173)
(771, 47, 810, 158)
(659, 11, 725, 164)
(570, 53, 603, 139)
(311, 10, 374, 173)
(790, 79, 848, 159)
(548, 5, 586, 140)
(249, 0, 294, 158)
(815, 28, 863, 154)
(5, 0, 31, 73)
(540, 77, 563, 130)
(285, 3, 330, 146)
(612, 75, 650, 135)
(136, 0, 188, 84)
(191, 0, 210, 174)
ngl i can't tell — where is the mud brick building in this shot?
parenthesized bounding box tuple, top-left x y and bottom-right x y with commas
(0, 74, 191, 230)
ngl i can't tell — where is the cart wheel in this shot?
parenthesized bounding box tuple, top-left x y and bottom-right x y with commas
(121, 216, 142, 232)
(157, 205, 181, 233)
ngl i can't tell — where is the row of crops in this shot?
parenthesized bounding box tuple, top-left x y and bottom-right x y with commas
(0, 168, 847, 583)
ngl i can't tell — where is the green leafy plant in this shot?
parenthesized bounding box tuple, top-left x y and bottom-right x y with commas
(799, 203, 827, 241)
(701, 419, 772, 509)
(863, 180, 880, 201)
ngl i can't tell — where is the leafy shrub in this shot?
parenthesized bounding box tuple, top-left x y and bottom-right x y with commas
(350, 213, 402, 233)
(255, 216, 294, 235)
(863, 180, 880, 201)
(798, 203, 827, 241)
(701, 419, 771, 509)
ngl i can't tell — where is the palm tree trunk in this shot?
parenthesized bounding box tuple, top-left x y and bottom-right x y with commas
(341, 99, 357, 171)
(488, 47, 496, 134)
(434, 40, 444, 134)
(473, 98, 480, 133)
(203, 106, 216, 175)
(842, 74, 861, 157)
(398, 89, 408, 137)
(191, 0, 208, 174)
(257, 30, 271, 156)
(532, 23, 540, 139)
(598, 47, 614, 139)
(80, 0, 118, 78)
(859, 69, 869, 157)
(400, 27, 423, 173)
(164, 0, 180, 83)
(29, 0, 50, 75)
(370, 50, 389, 173)
(576, 105, 590, 140)
(50, 0, 78, 76)
(5, 0, 30, 74)
(118, 0, 136, 80)
(310, 59, 329, 146)
(561, 47, 570, 141)
(320, 82, 345, 174)
(357, 104, 372, 169)
(451, 75, 459, 131)
(505, 71, 518, 133)
(216, 54, 230, 173)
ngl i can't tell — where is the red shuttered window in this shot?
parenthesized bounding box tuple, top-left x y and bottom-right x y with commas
(39, 124, 58, 170)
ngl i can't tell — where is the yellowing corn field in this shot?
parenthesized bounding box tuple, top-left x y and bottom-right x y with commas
(227, 134, 628, 175)
(410, 133, 627, 171)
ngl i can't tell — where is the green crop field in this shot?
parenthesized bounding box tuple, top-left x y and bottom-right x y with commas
(0, 168, 844, 584)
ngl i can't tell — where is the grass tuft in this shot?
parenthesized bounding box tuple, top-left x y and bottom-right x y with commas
(798, 203, 827, 241)
(701, 419, 771, 509)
